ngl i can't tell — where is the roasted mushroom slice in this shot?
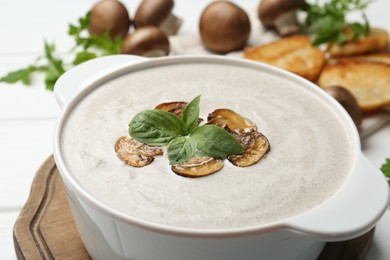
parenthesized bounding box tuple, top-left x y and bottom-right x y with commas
(172, 156, 224, 178)
(228, 131, 270, 167)
(116, 136, 163, 156)
(207, 109, 257, 133)
(115, 136, 163, 167)
(155, 101, 187, 117)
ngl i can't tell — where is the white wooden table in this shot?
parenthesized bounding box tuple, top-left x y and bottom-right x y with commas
(1, 0, 389, 259)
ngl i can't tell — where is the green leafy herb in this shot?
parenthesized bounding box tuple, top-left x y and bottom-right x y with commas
(68, 12, 123, 58)
(0, 12, 123, 90)
(0, 41, 64, 90)
(72, 52, 97, 65)
(301, 0, 371, 46)
(128, 110, 188, 146)
(182, 95, 201, 132)
(0, 65, 47, 85)
(43, 42, 66, 90)
(191, 125, 244, 159)
(381, 158, 390, 186)
(167, 137, 196, 165)
(128, 96, 244, 165)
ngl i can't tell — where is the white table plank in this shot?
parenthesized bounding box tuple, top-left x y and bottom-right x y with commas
(0, 211, 20, 260)
(0, 120, 56, 208)
(0, 55, 60, 119)
(0, 0, 97, 53)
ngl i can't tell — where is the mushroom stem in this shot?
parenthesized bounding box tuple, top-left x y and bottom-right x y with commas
(159, 13, 183, 36)
(273, 10, 300, 36)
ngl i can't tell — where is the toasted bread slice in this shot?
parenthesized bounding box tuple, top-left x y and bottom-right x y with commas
(334, 52, 390, 64)
(244, 35, 325, 81)
(318, 60, 390, 112)
(244, 35, 312, 60)
(327, 28, 389, 58)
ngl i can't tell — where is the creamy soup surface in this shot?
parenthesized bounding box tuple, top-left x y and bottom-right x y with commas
(61, 62, 354, 229)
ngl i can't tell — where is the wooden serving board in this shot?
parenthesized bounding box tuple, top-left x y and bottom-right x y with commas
(14, 156, 375, 260)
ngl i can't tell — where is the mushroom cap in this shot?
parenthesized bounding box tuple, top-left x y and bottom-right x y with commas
(323, 86, 362, 128)
(88, 0, 131, 39)
(134, 0, 174, 28)
(258, 0, 305, 27)
(199, 1, 251, 54)
(121, 26, 170, 57)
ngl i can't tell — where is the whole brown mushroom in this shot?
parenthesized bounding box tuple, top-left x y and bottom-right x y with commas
(121, 26, 170, 57)
(324, 86, 363, 128)
(88, 0, 131, 39)
(258, 0, 305, 36)
(134, 0, 182, 36)
(199, 1, 251, 54)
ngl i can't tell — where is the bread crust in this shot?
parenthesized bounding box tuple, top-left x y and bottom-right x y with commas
(327, 28, 389, 58)
(244, 35, 325, 81)
(318, 60, 390, 112)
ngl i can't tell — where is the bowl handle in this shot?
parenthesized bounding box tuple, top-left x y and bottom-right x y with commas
(285, 153, 389, 241)
(53, 55, 147, 109)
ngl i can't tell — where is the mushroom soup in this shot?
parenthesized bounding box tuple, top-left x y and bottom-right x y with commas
(61, 62, 354, 229)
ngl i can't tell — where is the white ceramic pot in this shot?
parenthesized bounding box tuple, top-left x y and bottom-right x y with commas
(53, 55, 389, 260)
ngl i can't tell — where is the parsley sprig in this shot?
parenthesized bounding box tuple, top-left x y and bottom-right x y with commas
(0, 42, 64, 90)
(302, 0, 371, 46)
(381, 158, 390, 186)
(128, 96, 244, 165)
(0, 12, 123, 90)
(68, 12, 123, 65)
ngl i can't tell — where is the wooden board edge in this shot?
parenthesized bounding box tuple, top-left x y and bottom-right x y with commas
(13, 155, 57, 259)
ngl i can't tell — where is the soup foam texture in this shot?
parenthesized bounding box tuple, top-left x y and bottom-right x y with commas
(61, 63, 353, 229)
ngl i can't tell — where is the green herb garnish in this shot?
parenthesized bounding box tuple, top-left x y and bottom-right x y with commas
(68, 12, 123, 61)
(0, 12, 122, 90)
(302, 0, 371, 46)
(128, 96, 244, 165)
(0, 41, 64, 90)
(381, 158, 390, 186)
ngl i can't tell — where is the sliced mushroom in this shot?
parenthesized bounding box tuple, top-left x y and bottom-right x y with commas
(121, 26, 170, 57)
(115, 136, 163, 167)
(258, 0, 305, 36)
(134, 0, 182, 36)
(207, 109, 257, 133)
(228, 131, 270, 167)
(155, 101, 187, 117)
(88, 0, 131, 39)
(172, 156, 224, 178)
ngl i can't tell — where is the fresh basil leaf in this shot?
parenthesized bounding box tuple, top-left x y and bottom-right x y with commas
(190, 125, 244, 159)
(182, 95, 201, 132)
(167, 137, 196, 165)
(129, 110, 188, 146)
